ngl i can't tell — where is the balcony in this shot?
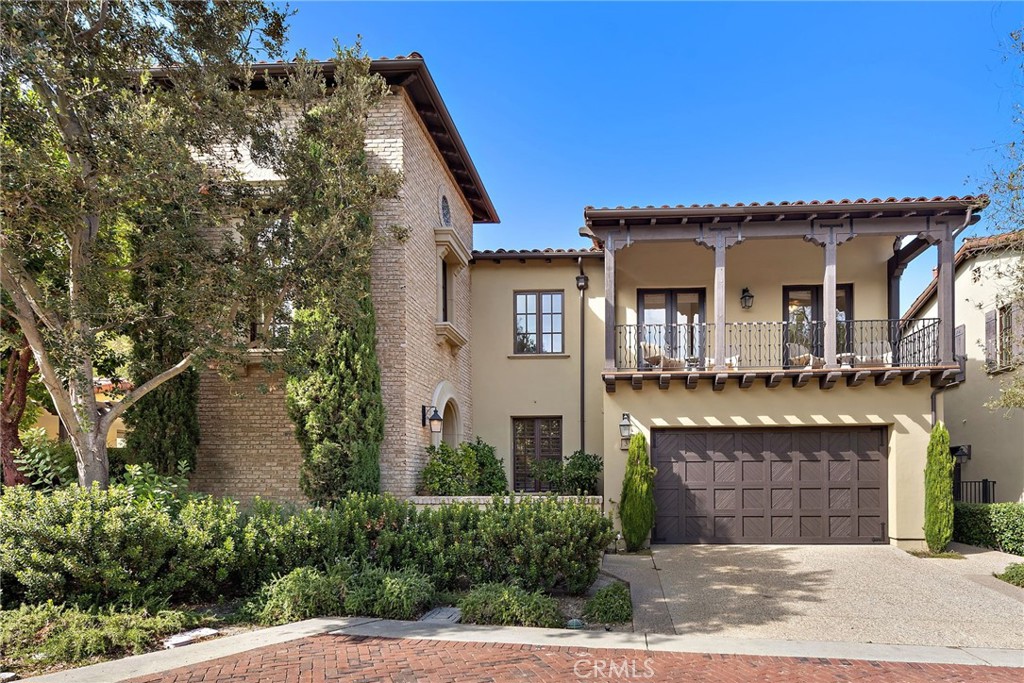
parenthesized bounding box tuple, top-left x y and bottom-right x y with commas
(607, 319, 957, 391)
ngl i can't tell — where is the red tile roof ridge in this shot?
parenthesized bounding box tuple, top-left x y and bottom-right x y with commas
(587, 195, 986, 212)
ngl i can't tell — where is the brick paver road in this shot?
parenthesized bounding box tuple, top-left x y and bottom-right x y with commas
(125, 634, 1021, 682)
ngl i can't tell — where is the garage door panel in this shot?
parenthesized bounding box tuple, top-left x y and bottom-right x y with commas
(652, 427, 888, 545)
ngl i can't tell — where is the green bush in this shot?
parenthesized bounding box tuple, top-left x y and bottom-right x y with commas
(12, 428, 76, 490)
(421, 442, 479, 495)
(243, 564, 351, 626)
(583, 583, 632, 623)
(954, 502, 1024, 556)
(0, 602, 199, 673)
(996, 562, 1024, 587)
(531, 450, 603, 495)
(468, 438, 508, 495)
(0, 485, 244, 607)
(458, 584, 563, 628)
(620, 432, 655, 552)
(924, 422, 953, 552)
(343, 567, 434, 620)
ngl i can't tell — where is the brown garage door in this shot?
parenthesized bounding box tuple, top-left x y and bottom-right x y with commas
(652, 427, 887, 544)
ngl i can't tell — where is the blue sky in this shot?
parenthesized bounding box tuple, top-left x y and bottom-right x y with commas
(282, 1, 1022, 309)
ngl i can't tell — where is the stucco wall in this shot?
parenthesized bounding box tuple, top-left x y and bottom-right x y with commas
(615, 236, 891, 325)
(918, 251, 1024, 502)
(471, 258, 605, 489)
(603, 383, 936, 548)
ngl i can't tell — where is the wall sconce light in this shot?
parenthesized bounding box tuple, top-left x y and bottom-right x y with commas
(740, 287, 755, 310)
(422, 405, 443, 434)
(950, 444, 972, 464)
(619, 412, 632, 450)
(576, 273, 589, 291)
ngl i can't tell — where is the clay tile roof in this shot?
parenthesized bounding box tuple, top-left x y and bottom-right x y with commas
(586, 195, 985, 213)
(471, 247, 602, 261)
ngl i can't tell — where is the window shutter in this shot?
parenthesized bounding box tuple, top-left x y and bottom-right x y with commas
(1012, 300, 1024, 364)
(984, 309, 998, 370)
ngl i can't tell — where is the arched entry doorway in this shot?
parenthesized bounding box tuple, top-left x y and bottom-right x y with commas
(430, 380, 461, 448)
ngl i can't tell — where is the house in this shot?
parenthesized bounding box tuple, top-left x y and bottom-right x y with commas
(904, 232, 1023, 503)
(182, 54, 987, 549)
(472, 198, 984, 549)
(33, 379, 129, 448)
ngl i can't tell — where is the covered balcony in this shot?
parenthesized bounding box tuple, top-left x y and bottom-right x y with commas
(583, 196, 984, 391)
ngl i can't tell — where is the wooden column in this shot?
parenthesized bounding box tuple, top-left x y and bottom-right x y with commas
(604, 237, 616, 370)
(713, 231, 727, 370)
(937, 227, 955, 364)
(823, 229, 838, 368)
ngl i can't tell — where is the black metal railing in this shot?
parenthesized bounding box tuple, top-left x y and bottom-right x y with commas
(613, 318, 943, 371)
(955, 480, 997, 504)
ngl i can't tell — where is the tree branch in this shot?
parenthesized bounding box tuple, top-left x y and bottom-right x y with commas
(74, 0, 110, 44)
(0, 253, 66, 332)
(99, 352, 196, 433)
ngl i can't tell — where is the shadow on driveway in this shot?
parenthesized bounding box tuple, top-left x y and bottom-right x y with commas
(653, 545, 829, 635)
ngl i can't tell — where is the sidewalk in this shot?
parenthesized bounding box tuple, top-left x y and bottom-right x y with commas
(21, 615, 1024, 683)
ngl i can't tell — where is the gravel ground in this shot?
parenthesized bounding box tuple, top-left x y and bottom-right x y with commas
(652, 544, 1024, 648)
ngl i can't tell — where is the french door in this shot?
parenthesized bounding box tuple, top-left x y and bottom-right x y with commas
(783, 284, 853, 363)
(638, 289, 706, 365)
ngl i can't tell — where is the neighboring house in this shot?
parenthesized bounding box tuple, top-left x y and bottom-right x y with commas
(175, 54, 986, 550)
(905, 232, 1024, 503)
(34, 379, 129, 448)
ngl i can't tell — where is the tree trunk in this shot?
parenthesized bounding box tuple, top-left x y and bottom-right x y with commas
(72, 429, 109, 488)
(1, 338, 33, 487)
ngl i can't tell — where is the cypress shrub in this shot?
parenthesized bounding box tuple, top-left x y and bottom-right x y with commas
(286, 288, 384, 503)
(619, 432, 655, 552)
(924, 421, 953, 552)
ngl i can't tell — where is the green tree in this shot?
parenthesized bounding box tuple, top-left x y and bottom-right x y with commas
(0, 2, 399, 487)
(287, 288, 384, 502)
(619, 431, 656, 552)
(924, 421, 954, 552)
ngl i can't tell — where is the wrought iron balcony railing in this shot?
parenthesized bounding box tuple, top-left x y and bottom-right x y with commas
(613, 318, 942, 371)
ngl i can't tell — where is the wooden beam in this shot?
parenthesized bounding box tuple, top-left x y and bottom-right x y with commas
(631, 374, 643, 390)
(659, 374, 671, 390)
(604, 238, 616, 370)
(604, 376, 616, 393)
(713, 373, 727, 391)
(714, 231, 726, 370)
(685, 373, 699, 390)
(793, 373, 811, 388)
(739, 373, 755, 388)
(846, 371, 870, 387)
(937, 227, 955, 364)
(766, 373, 784, 388)
(931, 368, 960, 387)
(875, 370, 900, 386)
(902, 369, 928, 386)
(820, 372, 841, 390)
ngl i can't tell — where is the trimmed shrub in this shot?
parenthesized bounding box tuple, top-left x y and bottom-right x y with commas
(343, 567, 434, 620)
(620, 432, 655, 552)
(924, 422, 953, 552)
(996, 562, 1024, 587)
(0, 602, 199, 673)
(474, 497, 614, 595)
(458, 584, 563, 628)
(953, 502, 1024, 556)
(468, 438, 508, 495)
(583, 583, 632, 623)
(243, 564, 351, 626)
(530, 450, 603, 495)
(421, 442, 479, 495)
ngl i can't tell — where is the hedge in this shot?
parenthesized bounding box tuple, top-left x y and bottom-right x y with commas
(0, 488, 614, 608)
(953, 502, 1024, 556)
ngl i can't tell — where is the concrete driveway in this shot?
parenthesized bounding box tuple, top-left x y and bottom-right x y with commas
(651, 544, 1024, 649)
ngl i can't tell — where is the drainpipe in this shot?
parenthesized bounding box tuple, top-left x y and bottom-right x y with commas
(929, 207, 974, 426)
(577, 257, 589, 452)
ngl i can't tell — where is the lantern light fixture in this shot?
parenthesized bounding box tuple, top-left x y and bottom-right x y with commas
(422, 405, 443, 434)
(740, 287, 755, 310)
